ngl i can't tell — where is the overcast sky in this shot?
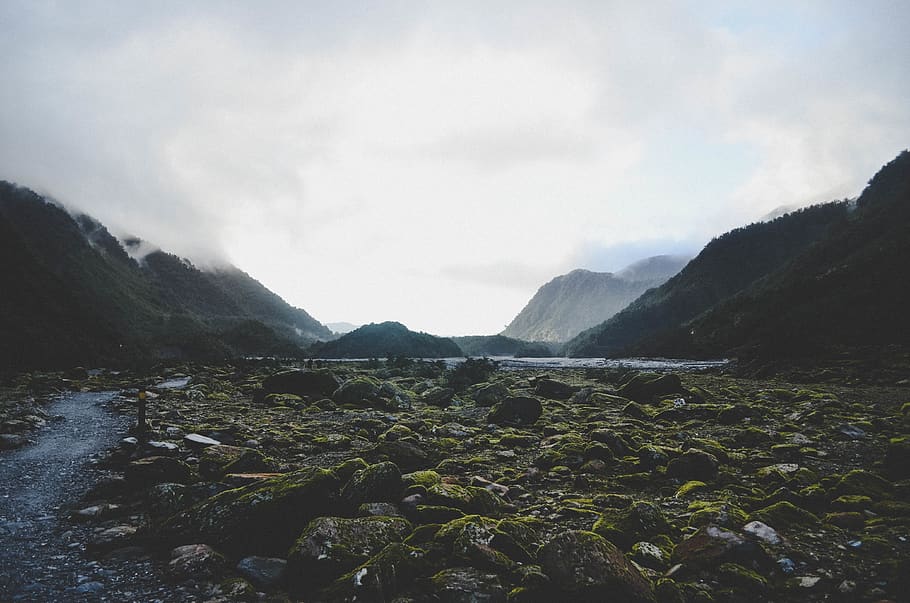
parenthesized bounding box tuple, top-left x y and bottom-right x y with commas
(2, 1, 908, 335)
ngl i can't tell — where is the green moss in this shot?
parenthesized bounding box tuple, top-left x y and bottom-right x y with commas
(717, 562, 768, 590)
(687, 500, 748, 528)
(402, 470, 442, 489)
(832, 470, 893, 500)
(675, 480, 709, 498)
(750, 501, 819, 530)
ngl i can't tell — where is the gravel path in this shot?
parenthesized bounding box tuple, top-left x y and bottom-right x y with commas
(0, 392, 175, 602)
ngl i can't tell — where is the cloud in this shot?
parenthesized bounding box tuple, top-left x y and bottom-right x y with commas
(1, 1, 908, 335)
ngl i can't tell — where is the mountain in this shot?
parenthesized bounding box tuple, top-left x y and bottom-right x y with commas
(502, 255, 689, 343)
(0, 182, 330, 369)
(565, 150, 910, 360)
(311, 322, 462, 359)
(326, 322, 361, 335)
(665, 150, 910, 360)
(451, 335, 556, 357)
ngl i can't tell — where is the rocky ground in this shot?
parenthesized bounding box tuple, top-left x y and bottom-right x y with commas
(1, 359, 909, 602)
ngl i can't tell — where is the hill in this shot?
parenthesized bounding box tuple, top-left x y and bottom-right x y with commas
(311, 322, 462, 359)
(502, 255, 688, 343)
(451, 335, 556, 357)
(566, 150, 910, 360)
(0, 182, 330, 369)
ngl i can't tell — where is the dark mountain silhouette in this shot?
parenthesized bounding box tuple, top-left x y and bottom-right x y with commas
(0, 182, 330, 369)
(565, 150, 910, 360)
(502, 255, 688, 343)
(451, 335, 555, 357)
(311, 321, 462, 359)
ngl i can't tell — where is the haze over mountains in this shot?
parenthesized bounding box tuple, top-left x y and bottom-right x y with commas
(1, 151, 908, 368)
(0, 182, 330, 369)
(501, 255, 689, 343)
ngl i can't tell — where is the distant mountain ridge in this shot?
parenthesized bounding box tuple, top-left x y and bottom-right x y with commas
(565, 150, 910, 360)
(502, 255, 689, 343)
(0, 181, 331, 369)
(311, 321, 462, 358)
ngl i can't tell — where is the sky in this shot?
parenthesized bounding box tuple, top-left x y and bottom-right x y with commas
(2, 1, 909, 336)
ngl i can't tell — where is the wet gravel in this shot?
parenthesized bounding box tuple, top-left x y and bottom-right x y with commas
(0, 392, 178, 602)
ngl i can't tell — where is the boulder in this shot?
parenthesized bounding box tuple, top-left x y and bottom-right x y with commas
(422, 386, 456, 408)
(319, 542, 430, 601)
(539, 530, 655, 602)
(472, 382, 510, 407)
(333, 377, 382, 406)
(261, 369, 340, 399)
(487, 397, 542, 426)
(183, 433, 221, 448)
(198, 445, 272, 480)
(341, 461, 404, 507)
(126, 456, 194, 487)
(618, 373, 689, 404)
(168, 544, 225, 580)
(431, 567, 506, 602)
(534, 378, 578, 400)
(236, 556, 287, 588)
(671, 525, 772, 573)
(666, 449, 719, 482)
(287, 515, 413, 588)
(159, 467, 340, 556)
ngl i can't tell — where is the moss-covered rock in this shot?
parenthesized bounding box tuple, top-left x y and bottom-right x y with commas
(618, 373, 688, 404)
(666, 448, 719, 482)
(198, 445, 272, 480)
(592, 501, 672, 549)
(260, 369, 340, 399)
(333, 377, 382, 407)
(126, 456, 194, 487)
(472, 382, 511, 407)
(287, 515, 413, 589)
(749, 501, 819, 531)
(671, 526, 772, 573)
(487, 397, 542, 426)
(320, 542, 430, 602)
(159, 466, 340, 556)
(538, 530, 655, 602)
(341, 461, 403, 508)
(432, 567, 507, 602)
(830, 469, 893, 500)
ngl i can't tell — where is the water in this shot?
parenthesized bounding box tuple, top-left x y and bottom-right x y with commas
(317, 357, 729, 372)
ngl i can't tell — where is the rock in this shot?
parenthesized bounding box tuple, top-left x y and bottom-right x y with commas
(370, 439, 436, 472)
(884, 437, 910, 479)
(333, 378, 382, 406)
(146, 440, 179, 453)
(837, 424, 866, 439)
(666, 449, 719, 482)
(472, 382, 510, 407)
(72, 581, 104, 595)
(487, 397, 542, 426)
(287, 515, 413, 588)
(168, 544, 225, 580)
(237, 556, 287, 588)
(261, 369, 340, 398)
(120, 436, 139, 449)
(379, 381, 414, 410)
(424, 483, 509, 517)
(538, 530, 655, 602)
(319, 542, 430, 601)
(160, 467, 340, 556)
(431, 567, 507, 602)
(341, 461, 404, 507)
(589, 429, 631, 456)
(750, 501, 819, 530)
(198, 445, 271, 480)
(125, 456, 194, 486)
(71, 503, 121, 522)
(534, 378, 578, 400)
(357, 502, 402, 517)
(742, 521, 781, 545)
(618, 373, 689, 404)
(433, 514, 523, 571)
(0, 434, 27, 450)
(183, 433, 221, 447)
(593, 501, 671, 548)
(631, 541, 667, 571)
(422, 386, 455, 408)
(89, 525, 139, 551)
(671, 526, 772, 573)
